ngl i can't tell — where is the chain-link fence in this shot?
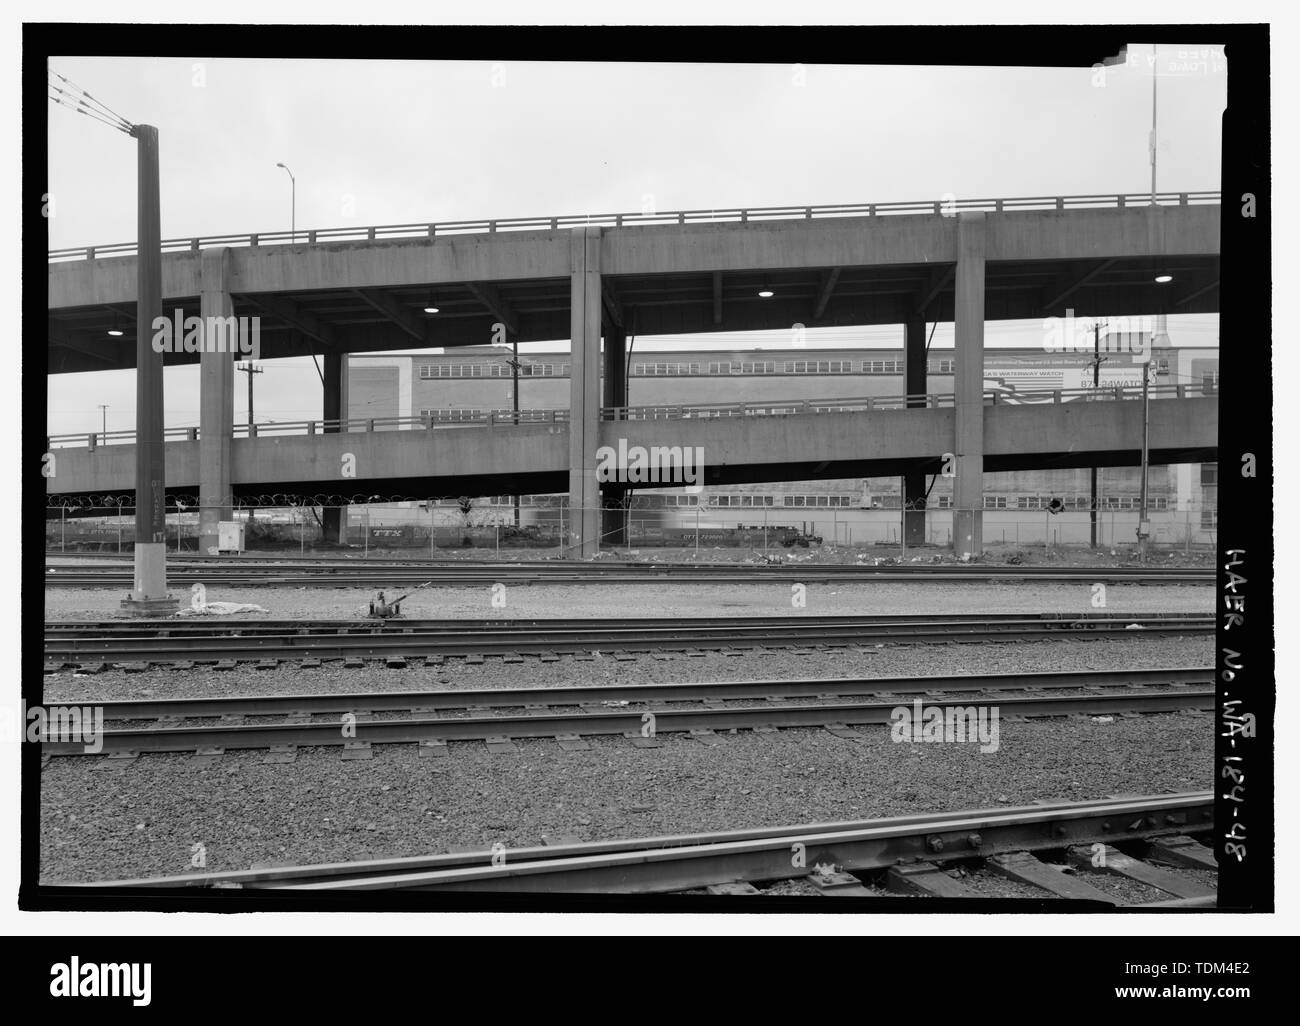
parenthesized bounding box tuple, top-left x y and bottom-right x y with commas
(45, 498, 1218, 559)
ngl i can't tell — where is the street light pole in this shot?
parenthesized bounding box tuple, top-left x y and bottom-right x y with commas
(98, 404, 108, 442)
(1150, 44, 1159, 205)
(276, 162, 295, 243)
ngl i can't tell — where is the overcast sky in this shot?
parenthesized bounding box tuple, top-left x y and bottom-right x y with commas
(47, 50, 1225, 433)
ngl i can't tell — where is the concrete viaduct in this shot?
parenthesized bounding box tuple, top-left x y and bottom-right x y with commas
(47, 193, 1221, 556)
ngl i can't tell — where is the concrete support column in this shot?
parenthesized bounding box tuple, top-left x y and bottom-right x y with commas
(953, 213, 987, 556)
(321, 352, 348, 545)
(902, 314, 927, 546)
(567, 227, 602, 557)
(601, 326, 628, 546)
(199, 248, 235, 554)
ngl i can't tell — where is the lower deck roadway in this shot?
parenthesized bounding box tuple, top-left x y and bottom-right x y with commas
(46, 396, 1216, 503)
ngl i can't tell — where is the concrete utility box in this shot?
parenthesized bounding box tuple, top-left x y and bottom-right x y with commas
(217, 521, 246, 553)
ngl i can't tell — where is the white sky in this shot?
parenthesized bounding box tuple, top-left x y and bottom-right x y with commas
(46, 51, 1225, 432)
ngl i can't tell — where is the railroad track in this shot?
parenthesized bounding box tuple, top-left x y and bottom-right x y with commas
(43, 613, 1214, 667)
(59, 792, 1217, 903)
(45, 556, 1213, 587)
(40, 666, 1213, 757)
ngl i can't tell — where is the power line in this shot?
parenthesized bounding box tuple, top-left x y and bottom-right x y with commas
(48, 70, 135, 133)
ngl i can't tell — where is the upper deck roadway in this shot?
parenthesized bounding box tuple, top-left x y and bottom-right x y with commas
(46, 191, 1221, 556)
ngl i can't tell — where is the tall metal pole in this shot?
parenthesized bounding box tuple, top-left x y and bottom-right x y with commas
(125, 124, 172, 612)
(99, 404, 108, 441)
(277, 163, 296, 243)
(1150, 44, 1158, 205)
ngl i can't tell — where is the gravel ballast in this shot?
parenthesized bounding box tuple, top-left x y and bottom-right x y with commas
(40, 710, 1212, 883)
(43, 580, 1211, 622)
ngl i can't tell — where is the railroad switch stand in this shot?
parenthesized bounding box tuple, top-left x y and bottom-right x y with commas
(368, 591, 403, 619)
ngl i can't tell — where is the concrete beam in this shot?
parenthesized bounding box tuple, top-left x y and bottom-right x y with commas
(198, 249, 235, 553)
(241, 292, 338, 349)
(320, 352, 348, 544)
(915, 265, 954, 315)
(568, 227, 602, 557)
(902, 314, 928, 547)
(953, 213, 986, 557)
(814, 268, 841, 319)
(601, 325, 628, 547)
(352, 288, 428, 343)
(1042, 258, 1118, 311)
(465, 281, 519, 336)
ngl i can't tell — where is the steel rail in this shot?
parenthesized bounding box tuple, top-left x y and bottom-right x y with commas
(43, 616, 1214, 664)
(61, 791, 1212, 890)
(268, 793, 1217, 894)
(41, 687, 1212, 756)
(82, 666, 1213, 721)
(43, 610, 1207, 633)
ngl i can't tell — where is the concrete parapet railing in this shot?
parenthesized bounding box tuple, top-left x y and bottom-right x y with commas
(48, 191, 1222, 262)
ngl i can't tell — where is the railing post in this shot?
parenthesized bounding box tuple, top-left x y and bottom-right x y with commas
(1052, 389, 1061, 403)
(249, 424, 258, 438)
(367, 227, 376, 240)
(1055, 197, 1064, 210)
(1177, 384, 1186, 400)
(250, 234, 259, 246)
(190, 239, 200, 252)
(307, 421, 316, 435)
(186, 427, 198, 441)
(1118, 194, 1126, 208)
(86, 247, 95, 260)
(1114, 386, 1123, 401)
(88, 433, 96, 451)
(367, 419, 375, 432)
(1179, 192, 1189, 205)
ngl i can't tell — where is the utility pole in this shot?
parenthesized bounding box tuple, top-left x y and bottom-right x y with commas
(1090, 321, 1106, 548)
(237, 361, 263, 431)
(125, 123, 174, 613)
(98, 404, 109, 442)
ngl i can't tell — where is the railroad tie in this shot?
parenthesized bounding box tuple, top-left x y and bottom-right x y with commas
(706, 882, 762, 895)
(486, 736, 517, 755)
(824, 723, 866, 743)
(190, 746, 225, 768)
(342, 741, 373, 761)
(886, 863, 979, 898)
(555, 733, 589, 752)
(1067, 844, 1215, 900)
(688, 728, 723, 747)
(465, 654, 485, 665)
(986, 852, 1116, 904)
(418, 739, 448, 759)
(623, 731, 661, 749)
(1146, 835, 1218, 872)
(262, 745, 297, 764)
